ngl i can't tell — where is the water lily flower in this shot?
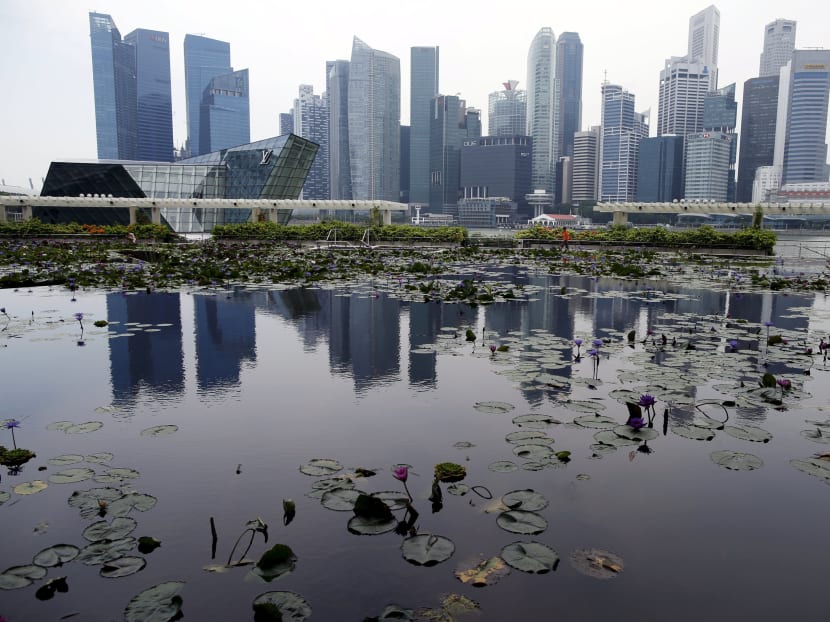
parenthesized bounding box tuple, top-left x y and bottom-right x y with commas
(75, 312, 84, 323)
(592, 338, 603, 348)
(628, 416, 645, 430)
(3, 418, 20, 449)
(574, 338, 583, 347)
(777, 378, 791, 390)
(638, 394, 656, 408)
(728, 339, 739, 351)
(489, 344, 497, 354)
(393, 465, 408, 482)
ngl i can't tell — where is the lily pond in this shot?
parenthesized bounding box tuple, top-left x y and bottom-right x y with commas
(2, 254, 830, 622)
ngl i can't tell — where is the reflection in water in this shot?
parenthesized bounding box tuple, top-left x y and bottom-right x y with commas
(107, 292, 184, 405)
(194, 293, 256, 393)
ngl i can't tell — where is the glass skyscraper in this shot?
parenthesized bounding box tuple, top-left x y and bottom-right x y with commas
(89, 13, 173, 162)
(556, 32, 583, 159)
(347, 37, 400, 202)
(759, 19, 796, 78)
(526, 28, 558, 196)
(184, 35, 232, 157)
(637, 136, 684, 202)
(409, 47, 439, 206)
(327, 59, 352, 200)
(292, 84, 329, 199)
(489, 80, 527, 138)
(200, 69, 250, 153)
(599, 83, 648, 202)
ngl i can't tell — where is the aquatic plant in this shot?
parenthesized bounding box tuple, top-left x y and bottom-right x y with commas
(3, 418, 21, 449)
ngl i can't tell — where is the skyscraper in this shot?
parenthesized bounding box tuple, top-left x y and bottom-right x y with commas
(327, 59, 351, 200)
(657, 6, 720, 137)
(571, 128, 600, 203)
(279, 112, 294, 137)
(759, 19, 797, 78)
(293, 85, 329, 199)
(429, 95, 478, 215)
(599, 83, 648, 202)
(347, 37, 401, 201)
(489, 81, 527, 137)
(702, 83, 737, 200)
(409, 47, 439, 205)
(184, 35, 231, 157)
(460, 135, 533, 220)
(684, 132, 732, 200)
(200, 69, 250, 153)
(90, 13, 173, 161)
(637, 136, 685, 202)
(526, 28, 558, 196)
(782, 50, 830, 184)
(556, 32, 583, 159)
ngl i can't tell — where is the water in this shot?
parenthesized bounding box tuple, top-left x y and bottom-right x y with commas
(2, 272, 830, 621)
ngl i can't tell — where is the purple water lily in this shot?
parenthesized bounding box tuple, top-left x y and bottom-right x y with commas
(489, 344, 497, 354)
(592, 338, 604, 348)
(4, 418, 20, 449)
(638, 394, 656, 408)
(628, 416, 645, 430)
(393, 465, 412, 501)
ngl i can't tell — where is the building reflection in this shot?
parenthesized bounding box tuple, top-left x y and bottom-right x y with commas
(107, 292, 184, 404)
(193, 292, 256, 392)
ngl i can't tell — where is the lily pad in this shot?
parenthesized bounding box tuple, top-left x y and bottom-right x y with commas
(4, 564, 48, 580)
(82, 517, 138, 542)
(124, 581, 185, 622)
(473, 401, 515, 414)
(447, 483, 470, 496)
(0, 491, 9, 505)
(65, 421, 104, 434)
(48, 454, 85, 466)
(570, 548, 624, 579)
(455, 556, 511, 587)
(790, 458, 830, 483)
(49, 467, 96, 484)
(306, 476, 355, 499)
(501, 541, 560, 574)
(0, 573, 32, 590)
(612, 425, 659, 441)
(100, 556, 146, 578)
(512, 414, 562, 429)
(85, 452, 115, 464)
(506, 430, 552, 444)
(592, 430, 640, 447)
(801, 429, 830, 444)
(488, 460, 518, 473)
(140, 425, 179, 437)
(346, 515, 397, 536)
(710, 450, 763, 471)
(564, 400, 607, 414)
(671, 424, 716, 441)
(106, 492, 158, 516)
(299, 458, 343, 476)
(13, 480, 48, 495)
(512, 444, 555, 461)
(68, 486, 124, 517)
(502, 489, 549, 512)
(251, 544, 296, 582)
(95, 468, 141, 483)
(77, 537, 136, 565)
(252, 590, 312, 622)
(723, 424, 772, 443)
(573, 415, 618, 430)
(46, 421, 74, 432)
(321, 488, 362, 511)
(496, 510, 548, 535)
(371, 491, 411, 511)
(33, 544, 81, 567)
(401, 534, 456, 566)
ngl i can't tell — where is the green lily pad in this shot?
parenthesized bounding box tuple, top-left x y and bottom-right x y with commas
(306, 476, 355, 499)
(321, 488, 363, 511)
(496, 510, 548, 535)
(299, 458, 343, 476)
(124, 581, 185, 622)
(592, 430, 640, 447)
(251, 544, 296, 582)
(573, 415, 618, 429)
(252, 591, 312, 622)
(49, 467, 96, 484)
(502, 489, 549, 512)
(723, 424, 772, 443)
(564, 400, 607, 414)
(447, 483, 470, 496)
(77, 537, 136, 565)
(513, 444, 555, 461)
(488, 460, 518, 473)
(4, 564, 48, 580)
(473, 401, 515, 414)
(570, 548, 624, 579)
(801, 429, 830, 444)
(140, 425, 179, 437)
(85, 452, 115, 464)
(65, 421, 104, 434)
(13, 480, 48, 495)
(0, 573, 32, 590)
(33, 544, 80, 567)
(671, 424, 716, 441)
(48, 454, 85, 466)
(371, 491, 411, 511)
(506, 430, 552, 444)
(612, 425, 659, 441)
(106, 492, 157, 516)
(46, 421, 74, 432)
(68, 486, 124, 517)
(511, 414, 562, 429)
(710, 450, 763, 471)
(401, 534, 456, 566)
(100, 556, 146, 578)
(95, 468, 141, 483)
(0, 491, 9, 505)
(501, 541, 560, 573)
(346, 515, 397, 536)
(82, 517, 138, 542)
(455, 556, 511, 587)
(790, 457, 830, 483)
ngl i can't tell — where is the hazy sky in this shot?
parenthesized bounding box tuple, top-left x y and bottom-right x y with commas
(1, 0, 827, 190)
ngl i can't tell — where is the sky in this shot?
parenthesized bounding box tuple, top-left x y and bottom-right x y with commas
(1, 0, 828, 190)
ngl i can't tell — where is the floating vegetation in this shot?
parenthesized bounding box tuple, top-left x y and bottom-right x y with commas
(512, 413, 562, 429)
(401, 534, 456, 566)
(124, 581, 185, 622)
(671, 424, 716, 441)
(790, 457, 830, 483)
(48, 454, 85, 466)
(710, 450, 764, 471)
(455, 556, 511, 587)
(299, 458, 343, 476)
(434, 462, 466, 482)
(82, 518, 138, 542)
(13, 480, 48, 495)
(320, 488, 363, 512)
(501, 541, 560, 574)
(502, 489, 549, 512)
(723, 424, 773, 443)
(496, 510, 548, 535)
(506, 430, 553, 444)
(140, 425, 179, 437)
(572, 414, 618, 429)
(570, 548, 625, 579)
(252, 590, 312, 622)
(49, 467, 96, 484)
(100, 556, 147, 578)
(488, 461, 519, 473)
(473, 401, 515, 414)
(251, 544, 297, 582)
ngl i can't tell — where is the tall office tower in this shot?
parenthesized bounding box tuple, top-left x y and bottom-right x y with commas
(556, 32, 583, 159)
(184, 35, 231, 157)
(684, 132, 732, 200)
(657, 6, 720, 137)
(409, 47, 439, 205)
(429, 95, 472, 215)
(489, 81, 528, 137)
(292, 85, 329, 199)
(637, 136, 685, 202)
(90, 13, 173, 161)
(737, 77, 779, 201)
(759, 19, 796, 77)
(400, 126, 410, 204)
(571, 128, 600, 202)
(599, 83, 649, 202)
(200, 69, 250, 153)
(327, 59, 351, 200)
(347, 37, 401, 201)
(702, 83, 737, 200)
(460, 135, 533, 218)
(526, 28, 558, 196)
(279, 112, 294, 137)
(782, 50, 830, 184)
(465, 108, 482, 138)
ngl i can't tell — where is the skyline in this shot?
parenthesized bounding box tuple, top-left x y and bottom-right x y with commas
(1, 0, 828, 189)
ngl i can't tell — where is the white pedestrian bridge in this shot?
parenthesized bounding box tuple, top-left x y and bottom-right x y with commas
(0, 196, 409, 227)
(595, 201, 830, 225)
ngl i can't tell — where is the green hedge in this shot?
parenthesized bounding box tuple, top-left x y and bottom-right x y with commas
(0, 219, 174, 240)
(212, 220, 468, 243)
(515, 224, 776, 253)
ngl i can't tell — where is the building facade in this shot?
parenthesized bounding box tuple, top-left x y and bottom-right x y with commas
(759, 19, 797, 78)
(684, 132, 732, 201)
(571, 128, 600, 203)
(183, 35, 232, 157)
(599, 83, 648, 202)
(737, 76, 780, 201)
(200, 69, 250, 154)
(556, 32, 583, 159)
(526, 28, 558, 196)
(488, 81, 527, 137)
(637, 135, 685, 202)
(409, 47, 440, 205)
(429, 96, 480, 215)
(292, 85, 329, 199)
(460, 135, 533, 220)
(703, 82, 737, 201)
(327, 59, 352, 200)
(347, 37, 401, 201)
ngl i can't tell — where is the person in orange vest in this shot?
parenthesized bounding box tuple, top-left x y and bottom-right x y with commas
(561, 226, 570, 249)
